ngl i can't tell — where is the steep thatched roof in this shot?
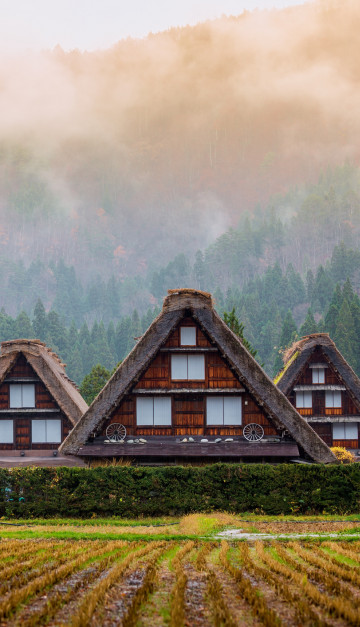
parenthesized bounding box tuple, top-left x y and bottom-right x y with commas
(60, 290, 336, 463)
(276, 333, 360, 410)
(0, 339, 88, 425)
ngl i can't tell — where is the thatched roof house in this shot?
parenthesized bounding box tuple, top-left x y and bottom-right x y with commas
(61, 290, 335, 464)
(276, 333, 360, 450)
(0, 339, 88, 455)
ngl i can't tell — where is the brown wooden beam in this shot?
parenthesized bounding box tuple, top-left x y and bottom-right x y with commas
(77, 442, 299, 458)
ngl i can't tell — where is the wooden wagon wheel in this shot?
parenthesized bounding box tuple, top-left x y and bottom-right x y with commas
(106, 423, 126, 442)
(243, 423, 264, 442)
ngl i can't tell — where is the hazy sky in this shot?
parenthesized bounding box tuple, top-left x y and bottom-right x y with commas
(1, 0, 306, 51)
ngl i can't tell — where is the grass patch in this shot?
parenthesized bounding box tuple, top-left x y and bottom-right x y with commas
(0, 516, 177, 527)
(320, 545, 360, 566)
(178, 512, 236, 535)
(2, 513, 360, 542)
(0, 529, 198, 541)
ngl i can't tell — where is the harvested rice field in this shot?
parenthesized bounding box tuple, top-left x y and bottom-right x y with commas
(2, 536, 360, 625)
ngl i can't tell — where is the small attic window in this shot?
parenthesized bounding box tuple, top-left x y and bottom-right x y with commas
(180, 326, 196, 346)
(312, 368, 325, 384)
(9, 384, 35, 408)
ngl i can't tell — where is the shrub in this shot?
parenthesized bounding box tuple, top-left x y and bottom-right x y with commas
(330, 447, 356, 464)
(1, 463, 360, 518)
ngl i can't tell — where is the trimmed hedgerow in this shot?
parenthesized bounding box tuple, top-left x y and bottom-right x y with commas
(0, 463, 359, 518)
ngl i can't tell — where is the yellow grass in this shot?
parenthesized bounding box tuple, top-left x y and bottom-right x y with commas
(178, 512, 237, 535)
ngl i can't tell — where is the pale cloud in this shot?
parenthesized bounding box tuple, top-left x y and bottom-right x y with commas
(1, 0, 306, 51)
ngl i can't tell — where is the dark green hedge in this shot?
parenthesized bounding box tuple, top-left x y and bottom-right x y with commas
(0, 463, 359, 518)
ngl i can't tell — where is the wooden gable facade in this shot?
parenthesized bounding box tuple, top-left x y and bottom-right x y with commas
(0, 340, 88, 455)
(276, 334, 360, 451)
(103, 316, 279, 442)
(61, 290, 336, 464)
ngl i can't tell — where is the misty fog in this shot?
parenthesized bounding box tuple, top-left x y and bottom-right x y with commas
(0, 0, 359, 279)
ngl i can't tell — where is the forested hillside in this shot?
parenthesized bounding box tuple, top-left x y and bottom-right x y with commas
(1, 1, 360, 280)
(1, 241, 360, 386)
(1, 1, 360, 389)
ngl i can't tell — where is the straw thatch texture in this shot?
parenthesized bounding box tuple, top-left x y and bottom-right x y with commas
(0, 339, 88, 425)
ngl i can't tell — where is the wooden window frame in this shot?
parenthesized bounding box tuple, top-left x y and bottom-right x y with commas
(312, 368, 325, 384)
(180, 326, 197, 347)
(171, 354, 205, 381)
(0, 419, 14, 444)
(9, 383, 35, 409)
(31, 419, 62, 444)
(325, 390, 342, 409)
(295, 390, 312, 409)
(206, 395, 242, 426)
(136, 397, 172, 427)
(332, 422, 358, 440)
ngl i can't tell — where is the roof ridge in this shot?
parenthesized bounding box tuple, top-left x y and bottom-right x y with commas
(283, 333, 334, 365)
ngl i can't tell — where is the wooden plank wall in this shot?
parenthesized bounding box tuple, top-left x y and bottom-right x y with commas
(105, 318, 278, 437)
(289, 346, 360, 418)
(291, 389, 357, 417)
(0, 355, 71, 450)
(7, 354, 34, 378)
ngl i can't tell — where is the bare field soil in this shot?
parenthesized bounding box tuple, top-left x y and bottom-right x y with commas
(1, 537, 360, 625)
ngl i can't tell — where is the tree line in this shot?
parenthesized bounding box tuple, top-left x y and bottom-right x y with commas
(1, 244, 360, 398)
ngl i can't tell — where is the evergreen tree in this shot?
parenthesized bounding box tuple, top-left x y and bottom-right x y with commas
(312, 265, 333, 312)
(91, 321, 99, 345)
(131, 309, 142, 339)
(350, 296, 360, 373)
(107, 321, 116, 356)
(92, 321, 115, 370)
(67, 320, 79, 351)
(46, 310, 68, 355)
(299, 309, 318, 337)
(286, 263, 306, 307)
(81, 341, 97, 375)
(330, 242, 360, 283)
(141, 308, 155, 333)
(279, 310, 298, 348)
(52, 260, 84, 325)
(324, 283, 343, 337)
(213, 287, 224, 311)
(115, 317, 133, 361)
(329, 283, 343, 310)
(79, 321, 91, 346)
(33, 298, 47, 341)
(342, 277, 355, 303)
(80, 364, 111, 405)
(223, 308, 258, 359)
(334, 299, 357, 370)
(317, 318, 326, 333)
(106, 276, 120, 320)
(273, 310, 298, 375)
(0, 309, 16, 341)
(66, 348, 83, 385)
(193, 250, 206, 290)
(87, 276, 106, 319)
(306, 269, 315, 302)
(15, 311, 33, 338)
